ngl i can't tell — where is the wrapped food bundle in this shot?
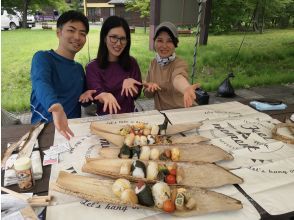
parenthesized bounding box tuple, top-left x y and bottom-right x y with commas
(124, 133, 171, 147)
(90, 121, 208, 148)
(54, 171, 243, 216)
(102, 143, 234, 164)
(119, 145, 181, 162)
(130, 160, 146, 178)
(91, 120, 203, 137)
(112, 179, 138, 204)
(128, 160, 178, 184)
(82, 158, 243, 188)
(135, 180, 154, 207)
(112, 178, 131, 197)
(119, 123, 159, 137)
(152, 182, 171, 208)
(112, 179, 198, 212)
(146, 161, 159, 180)
(111, 178, 197, 212)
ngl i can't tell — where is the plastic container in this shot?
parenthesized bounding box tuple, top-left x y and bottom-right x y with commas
(14, 157, 34, 191)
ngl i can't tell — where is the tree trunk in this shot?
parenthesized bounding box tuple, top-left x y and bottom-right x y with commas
(259, 0, 266, 34)
(144, 17, 147, 34)
(22, 0, 30, 29)
(252, 0, 260, 32)
(199, 0, 212, 45)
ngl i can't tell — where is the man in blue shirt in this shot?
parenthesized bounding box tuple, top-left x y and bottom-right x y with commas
(30, 11, 95, 140)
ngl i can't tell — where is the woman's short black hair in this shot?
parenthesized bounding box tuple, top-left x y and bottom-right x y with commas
(153, 27, 179, 47)
(96, 16, 131, 71)
(57, 10, 89, 34)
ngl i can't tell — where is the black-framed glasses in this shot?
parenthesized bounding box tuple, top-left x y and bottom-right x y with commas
(108, 35, 128, 45)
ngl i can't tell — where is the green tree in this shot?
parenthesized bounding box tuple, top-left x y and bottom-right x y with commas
(125, 0, 150, 33)
(210, 0, 294, 34)
(251, 0, 293, 32)
(263, 0, 294, 28)
(1, 0, 68, 28)
(69, 0, 83, 12)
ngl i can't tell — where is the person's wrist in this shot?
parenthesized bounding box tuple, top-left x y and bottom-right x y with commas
(183, 85, 192, 94)
(48, 103, 63, 113)
(96, 92, 109, 103)
(99, 92, 108, 98)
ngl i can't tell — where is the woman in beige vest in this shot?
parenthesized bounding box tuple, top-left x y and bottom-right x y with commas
(144, 22, 199, 111)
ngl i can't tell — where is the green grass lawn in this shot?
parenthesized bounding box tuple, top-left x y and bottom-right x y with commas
(1, 27, 294, 112)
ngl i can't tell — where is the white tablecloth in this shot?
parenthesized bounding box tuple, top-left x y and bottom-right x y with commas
(47, 102, 294, 220)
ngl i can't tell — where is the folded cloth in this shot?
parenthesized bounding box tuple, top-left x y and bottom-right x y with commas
(4, 151, 43, 187)
(31, 150, 43, 178)
(250, 101, 287, 111)
(254, 98, 283, 105)
(3, 169, 18, 186)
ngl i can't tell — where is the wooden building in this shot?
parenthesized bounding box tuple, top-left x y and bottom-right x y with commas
(84, 0, 149, 26)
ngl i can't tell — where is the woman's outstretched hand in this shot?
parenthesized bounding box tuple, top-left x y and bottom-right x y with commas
(143, 82, 161, 93)
(121, 78, 142, 97)
(79, 90, 96, 103)
(94, 92, 121, 114)
(183, 83, 200, 108)
(48, 103, 74, 140)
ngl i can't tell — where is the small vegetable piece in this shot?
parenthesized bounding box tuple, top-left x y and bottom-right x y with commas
(169, 169, 177, 176)
(158, 165, 169, 175)
(157, 171, 166, 181)
(165, 174, 176, 184)
(167, 163, 177, 171)
(163, 199, 176, 213)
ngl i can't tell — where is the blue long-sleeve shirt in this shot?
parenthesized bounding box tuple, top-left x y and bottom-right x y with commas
(30, 50, 86, 124)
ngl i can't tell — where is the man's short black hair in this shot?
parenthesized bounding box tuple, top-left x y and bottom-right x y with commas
(57, 10, 89, 34)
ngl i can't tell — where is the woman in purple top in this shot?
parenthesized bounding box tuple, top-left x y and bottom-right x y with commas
(86, 16, 142, 115)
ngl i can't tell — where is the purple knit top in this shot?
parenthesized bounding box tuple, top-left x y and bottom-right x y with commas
(85, 57, 142, 115)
